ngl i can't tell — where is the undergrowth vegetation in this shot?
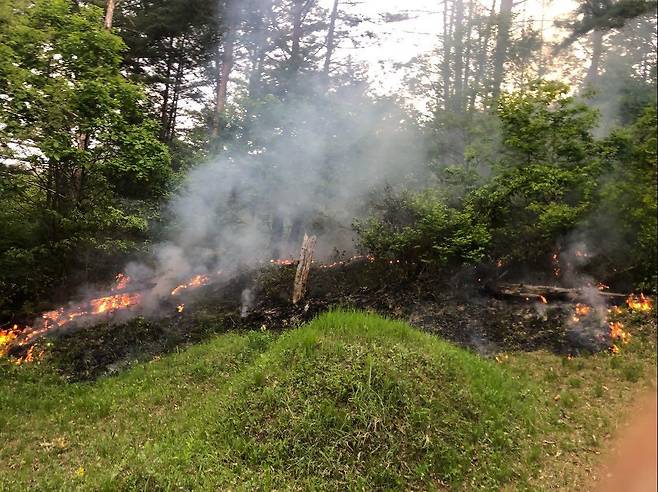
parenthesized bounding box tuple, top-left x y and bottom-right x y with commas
(356, 82, 657, 290)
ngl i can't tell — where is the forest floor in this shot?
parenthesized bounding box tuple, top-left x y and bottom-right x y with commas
(1, 302, 656, 489)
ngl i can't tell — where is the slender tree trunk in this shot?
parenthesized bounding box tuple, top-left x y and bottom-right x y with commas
(104, 0, 116, 31)
(538, 0, 547, 77)
(462, 0, 474, 112)
(159, 36, 174, 141)
(441, 0, 452, 111)
(584, 30, 603, 89)
(247, 13, 266, 98)
(166, 48, 185, 142)
(453, 0, 465, 112)
(470, 0, 496, 111)
(290, 0, 307, 77)
(491, 0, 514, 100)
(323, 0, 340, 79)
(211, 28, 235, 140)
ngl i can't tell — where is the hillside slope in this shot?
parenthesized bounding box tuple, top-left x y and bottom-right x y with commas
(1, 311, 543, 490)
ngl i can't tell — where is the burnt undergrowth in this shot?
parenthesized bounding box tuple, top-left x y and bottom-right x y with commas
(12, 260, 620, 380)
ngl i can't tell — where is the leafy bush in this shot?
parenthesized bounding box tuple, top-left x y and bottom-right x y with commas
(590, 104, 657, 290)
(354, 189, 490, 267)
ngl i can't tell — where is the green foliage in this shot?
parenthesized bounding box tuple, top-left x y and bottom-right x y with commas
(468, 161, 597, 264)
(354, 189, 490, 267)
(591, 104, 657, 289)
(359, 82, 602, 269)
(0, 0, 171, 315)
(356, 82, 655, 289)
(495, 80, 599, 167)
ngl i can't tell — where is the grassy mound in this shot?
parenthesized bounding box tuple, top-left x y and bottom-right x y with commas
(1, 311, 542, 490)
(188, 311, 542, 489)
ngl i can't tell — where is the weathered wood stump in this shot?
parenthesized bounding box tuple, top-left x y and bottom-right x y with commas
(292, 234, 317, 305)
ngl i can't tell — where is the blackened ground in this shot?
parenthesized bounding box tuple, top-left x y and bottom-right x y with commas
(14, 260, 614, 380)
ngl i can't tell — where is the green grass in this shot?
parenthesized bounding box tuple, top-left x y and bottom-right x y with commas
(1, 311, 543, 490)
(1, 309, 655, 490)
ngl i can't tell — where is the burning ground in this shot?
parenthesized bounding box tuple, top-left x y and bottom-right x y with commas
(0, 257, 655, 489)
(0, 256, 652, 380)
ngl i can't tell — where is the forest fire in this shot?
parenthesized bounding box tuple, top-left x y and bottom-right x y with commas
(571, 303, 592, 323)
(1, 271, 221, 363)
(0, 325, 20, 356)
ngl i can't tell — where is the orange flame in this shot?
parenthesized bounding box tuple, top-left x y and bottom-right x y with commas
(610, 321, 630, 345)
(112, 273, 131, 291)
(626, 294, 653, 312)
(539, 295, 548, 304)
(177, 304, 185, 313)
(171, 274, 210, 296)
(575, 303, 591, 317)
(0, 325, 20, 356)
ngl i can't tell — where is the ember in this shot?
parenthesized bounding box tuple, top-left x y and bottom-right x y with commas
(112, 273, 131, 291)
(575, 303, 591, 317)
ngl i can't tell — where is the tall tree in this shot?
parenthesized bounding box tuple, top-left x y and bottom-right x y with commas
(115, 0, 221, 143)
(103, 0, 117, 30)
(584, 29, 604, 87)
(323, 0, 340, 78)
(0, 0, 170, 308)
(491, 0, 514, 99)
(211, 1, 238, 140)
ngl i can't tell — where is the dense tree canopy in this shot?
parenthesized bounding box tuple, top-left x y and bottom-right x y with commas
(0, 0, 656, 319)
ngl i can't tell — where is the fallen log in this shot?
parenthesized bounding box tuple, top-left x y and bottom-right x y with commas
(292, 234, 317, 305)
(489, 282, 628, 304)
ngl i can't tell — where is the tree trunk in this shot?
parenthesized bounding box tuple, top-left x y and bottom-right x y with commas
(323, 0, 340, 79)
(104, 0, 116, 31)
(441, 0, 452, 111)
(211, 28, 235, 140)
(491, 0, 514, 100)
(165, 50, 185, 142)
(247, 3, 270, 99)
(584, 30, 603, 89)
(452, 0, 465, 112)
(490, 282, 627, 304)
(470, 0, 496, 111)
(159, 36, 174, 141)
(289, 0, 306, 77)
(292, 234, 317, 305)
(462, 0, 474, 112)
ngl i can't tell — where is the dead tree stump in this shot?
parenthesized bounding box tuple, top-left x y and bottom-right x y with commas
(292, 234, 317, 305)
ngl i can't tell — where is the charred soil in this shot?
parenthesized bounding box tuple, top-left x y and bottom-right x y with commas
(8, 259, 633, 380)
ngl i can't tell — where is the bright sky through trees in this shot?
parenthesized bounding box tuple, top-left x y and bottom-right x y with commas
(320, 0, 578, 92)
